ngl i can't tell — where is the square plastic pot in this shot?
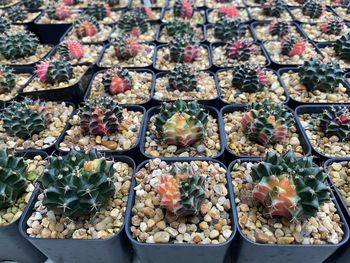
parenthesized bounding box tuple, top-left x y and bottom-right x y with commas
(156, 23, 206, 44)
(228, 158, 350, 263)
(278, 67, 350, 109)
(139, 105, 225, 161)
(19, 66, 94, 104)
(125, 157, 237, 263)
(12, 11, 42, 32)
(55, 105, 146, 164)
(220, 104, 311, 163)
(298, 23, 343, 44)
(152, 70, 220, 107)
(0, 150, 48, 263)
(19, 155, 135, 263)
(316, 42, 350, 70)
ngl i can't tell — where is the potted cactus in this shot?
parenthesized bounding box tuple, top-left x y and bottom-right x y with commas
(22, 59, 91, 102)
(206, 6, 250, 24)
(111, 9, 157, 42)
(153, 63, 218, 103)
(141, 100, 224, 159)
(290, 0, 333, 23)
(0, 98, 73, 151)
(63, 15, 113, 44)
(222, 100, 309, 159)
(2, 5, 41, 25)
(127, 158, 235, 263)
(99, 34, 155, 68)
(296, 105, 350, 158)
(58, 97, 145, 154)
(263, 36, 321, 66)
(206, 0, 245, 8)
(86, 67, 153, 105)
(0, 0, 18, 9)
(230, 150, 349, 262)
(162, 0, 205, 24)
(249, 0, 293, 21)
(84, 2, 122, 24)
(20, 148, 134, 263)
(301, 16, 350, 43)
(0, 16, 25, 33)
(154, 35, 210, 70)
(217, 63, 287, 105)
(0, 149, 47, 263)
(279, 58, 349, 104)
(0, 31, 52, 67)
(35, 2, 79, 24)
(0, 65, 32, 104)
(22, 0, 44, 11)
(251, 20, 305, 41)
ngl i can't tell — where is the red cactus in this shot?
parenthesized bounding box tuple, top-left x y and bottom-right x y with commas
(218, 6, 239, 18)
(62, 0, 76, 5)
(182, 44, 199, 62)
(320, 16, 344, 33)
(64, 40, 84, 60)
(109, 76, 132, 95)
(76, 21, 98, 38)
(180, 0, 194, 19)
(157, 174, 181, 214)
(35, 60, 49, 82)
(226, 39, 254, 60)
(55, 3, 71, 20)
(288, 41, 306, 57)
(144, 7, 154, 19)
(114, 38, 141, 59)
(256, 68, 269, 87)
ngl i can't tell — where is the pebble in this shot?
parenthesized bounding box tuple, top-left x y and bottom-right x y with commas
(277, 236, 294, 244)
(178, 223, 186, 234)
(43, 136, 56, 144)
(95, 217, 113, 231)
(153, 231, 170, 243)
(140, 222, 147, 232)
(197, 145, 206, 153)
(223, 229, 232, 239)
(199, 221, 209, 230)
(331, 163, 342, 172)
(110, 208, 120, 219)
(209, 229, 219, 239)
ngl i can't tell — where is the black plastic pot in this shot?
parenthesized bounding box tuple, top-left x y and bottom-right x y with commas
(228, 158, 350, 263)
(11, 11, 42, 32)
(84, 68, 155, 108)
(206, 7, 252, 24)
(0, 150, 48, 263)
(316, 42, 350, 70)
(160, 7, 206, 24)
(139, 105, 225, 161)
(295, 104, 350, 160)
(55, 105, 146, 164)
(19, 155, 135, 263)
(299, 23, 345, 44)
(153, 43, 212, 71)
(278, 67, 350, 109)
(19, 66, 94, 103)
(156, 23, 206, 43)
(126, 158, 236, 263)
(220, 104, 311, 163)
(217, 68, 288, 106)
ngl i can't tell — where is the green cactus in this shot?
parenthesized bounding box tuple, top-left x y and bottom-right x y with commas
(213, 18, 247, 41)
(7, 5, 27, 23)
(22, 0, 44, 11)
(334, 33, 350, 60)
(85, 3, 110, 21)
(165, 19, 194, 38)
(320, 106, 350, 141)
(117, 9, 149, 34)
(168, 64, 197, 92)
(262, 0, 287, 18)
(0, 17, 10, 34)
(0, 65, 16, 95)
(232, 63, 269, 93)
(302, 0, 325, 18)
(169, 35, 200, 63)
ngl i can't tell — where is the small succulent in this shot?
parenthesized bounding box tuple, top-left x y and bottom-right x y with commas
(112, 34, 141, 60)
(1, 98, 51, 139)
(217, 6, 239, 19)
(58, 40, 85, 61)
(39, 149, 116, 219)
(168, 64, 197, 92)
(214, 18, 247, 41)
(102, 67, 133, 95)
(156, 163, 206, 217)
(302, 0, 325, 18)
(117, 9, 149, 36)
(225, 38, 254, 61)
(262, 0, 287, 18)
(241, 100, 294, 146)
(320, 16, 344, 35)
(169, 35, 200, 63)
(78, 97, 123, 136)
(0, 65, 15, 95)
(173, 0, 194, 19)
(36, 60, 73, 84)
(7, 5, 27, 23)
(232, 63, 269, 93)
(298, 58, 344, 92)
(251, 150, 329, 219)
(320, 106, 350, 141)
(0, 17, 10, 34)
(22, 0, 44, 11)
(74, 16, 99, 38)
(154, 100, 208, 147)
(334, 33, 350, 60)
(85, 3, 111, 21)
(46, 3, 71, 20)
(281, 37, 306, 57)
(165, 19, 194, 38)
(268, 20, 291, 39)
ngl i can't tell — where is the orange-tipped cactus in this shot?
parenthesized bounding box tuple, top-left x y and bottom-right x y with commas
(281, 37, 306, 57)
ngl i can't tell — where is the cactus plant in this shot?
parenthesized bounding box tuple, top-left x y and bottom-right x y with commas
(0, 65, 15, 95)
(298, 58, 344, 92)
(262, 0, 287, 18)
(173, 0, 194, 19)
(251, 150, 330, 219)
(117, 9, 149, 36)
(0, 17, 10, 34)
(169, 35, 200, 63)
(58, 40, 85, 61)
(168, 64, 197, 91)
(334, 33, 350, 60)
(154, 100, 208, 147)
(218, 6, 239, 19)
(302, 0, 325, 18)
(102, 67, 133, 95)
(85, 3, 111, 21)
(74, 16, 99, 38)
(36, 60, 73, 84)
(232, 63, 269, 93)
(22, 0, 43, 10)
(241, 100, 294, 146)
(214, 18, 247, 41)
(62, 0, 81, 5)
(0, 31, 39, 60)
(78, 97, 123, 136)
(46, 3, 71, 20)
(320, 16, 344, 35)
(112, 34, 141, 60)
(320, 106, 350, 141)
(39, 148, 116, 219)
(156, 163, 206, 217)
(1, 98, 51, 139)
(0, 149, 28, 209)
(7, 5, 27, 23)
(281, 37, 306, 57)
(268, 20, 291, 39)
(225, 38, 254, 61)
(165, 19, 194, 38)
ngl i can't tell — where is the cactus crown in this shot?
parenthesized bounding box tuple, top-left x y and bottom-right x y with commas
(0, 31, 39, 60)
(39, 149, 116, 219)
(1, 98, 51, 139)
(334, 33, 350, 60)
(0, 17, 10, 34)
(78, 97, 123, 136)
(22, 0, 43, 10)
(173, 0, 194, 19)
(242, 100, 294, 146)
(0, 149, 28, 209)
(281, 37, 306, 57)
(302, 0, 325, 18)
(0, 65, 16, 95)
(320, 16, 344, 35)
(298, 58, 344, 92)
(165, 19, 194, 38)
(112, 34, 140, 60)
(268, 20, 291, 39)
(251, 150, 330, 219)
(85, 3, 111, 20)
(320, 106, 350, 141)
(156, 163, 206, 217)
(46, 3, 71, 20)
(262, 0, 287, 18)
(8, 5, 27, 23)
(36, 60, 73, 84)
(102, 67, 133, 95)
(168, 64, 198, 92)
(214, 18, 247, 41)
(225, 38, 254, 61)
(58, 40, 85, 61)
(74, 15, 100, 38)
(232, 63, 269, 93)
(154, 100, 208, 147)
(169, 35, 200, 63)
(117, 9, 149, 35)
